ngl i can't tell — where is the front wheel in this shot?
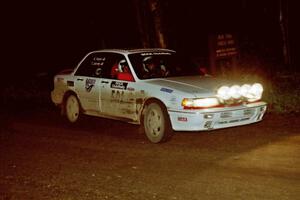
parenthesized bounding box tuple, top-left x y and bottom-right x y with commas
(142, 102, 173, 143)
(64, 94, 80, 123)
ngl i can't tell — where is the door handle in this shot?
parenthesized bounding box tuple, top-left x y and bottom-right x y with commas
(101, 81, 109, 84)
(77, 78, 84, 81)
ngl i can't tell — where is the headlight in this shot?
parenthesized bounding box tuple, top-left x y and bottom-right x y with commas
(182, 98, 219, 109)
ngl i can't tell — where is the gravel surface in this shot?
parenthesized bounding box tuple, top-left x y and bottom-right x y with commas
(1, 110, 300, 200)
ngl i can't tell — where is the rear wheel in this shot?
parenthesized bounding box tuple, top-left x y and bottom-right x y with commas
(64, 94, 80, 123)
(142, 102, 173, 143)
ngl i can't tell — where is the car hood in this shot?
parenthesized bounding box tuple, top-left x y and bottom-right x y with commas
(145, 76, 232, 96)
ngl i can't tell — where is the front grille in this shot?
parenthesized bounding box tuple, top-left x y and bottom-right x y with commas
(244, 109, 254, 116)
(220, 111, 232, 118)
(218, 117, 250, 125)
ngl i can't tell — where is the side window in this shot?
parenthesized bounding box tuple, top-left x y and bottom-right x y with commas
(75, 53, 105, 77)
(75, 52, 128, 79)
(109, 54, 130, 80)
(75, 53, 107, 78)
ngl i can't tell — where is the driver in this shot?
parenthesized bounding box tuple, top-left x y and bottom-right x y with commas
(142, 56, 161, 78)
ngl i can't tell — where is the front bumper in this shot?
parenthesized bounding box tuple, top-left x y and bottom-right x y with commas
(168, 102, 267, 131)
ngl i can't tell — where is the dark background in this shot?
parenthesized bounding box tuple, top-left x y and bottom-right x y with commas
(2, 0, 299, 85)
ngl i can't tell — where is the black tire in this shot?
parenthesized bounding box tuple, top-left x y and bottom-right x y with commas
(142, 102, 173, 143)
(64, 94, 80, 123)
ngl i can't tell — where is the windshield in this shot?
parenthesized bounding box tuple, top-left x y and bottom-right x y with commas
(128, 52, 204, 79)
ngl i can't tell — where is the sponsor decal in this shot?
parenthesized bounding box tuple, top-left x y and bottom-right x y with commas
(127, 87, 135, 91)
(67, 81, 74, 86)
(160, 87, 173, 93)
(91, 57, 105, 66)
(141, 52, 171, 56)
(178, 117, 188, 122)
(111, 81, 128, 90)
(85, 78, 96, 92)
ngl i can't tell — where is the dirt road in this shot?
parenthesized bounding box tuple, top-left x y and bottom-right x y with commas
(1, 110, 300, 200)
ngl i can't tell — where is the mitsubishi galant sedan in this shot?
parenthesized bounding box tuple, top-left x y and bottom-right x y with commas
(51, 48, 267, 143)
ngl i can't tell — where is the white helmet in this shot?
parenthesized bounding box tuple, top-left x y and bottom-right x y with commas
(118, 59, 127, 72)
(143, 56, 153, 72)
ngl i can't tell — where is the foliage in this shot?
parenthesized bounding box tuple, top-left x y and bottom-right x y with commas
(0, 74, 53, 113)
(267, 72, 300, 113)
(217, 55, 300, 114)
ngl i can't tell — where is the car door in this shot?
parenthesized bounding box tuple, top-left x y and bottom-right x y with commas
(101, 79, 137, 119)
(73, 52, 104, 112)
(98, 53, 138, 120)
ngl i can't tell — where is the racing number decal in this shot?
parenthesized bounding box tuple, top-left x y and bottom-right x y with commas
(110, 81, 128, 101)
(110, 81, 133, 102)
(111, 90, 124, 100)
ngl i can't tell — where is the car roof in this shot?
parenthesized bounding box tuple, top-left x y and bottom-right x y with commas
(89, 48, 176, 55)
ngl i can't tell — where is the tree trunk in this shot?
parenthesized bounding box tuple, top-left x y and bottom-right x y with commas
(148, 0, 167, 48)
(279, 0, 291, 66)
(133, 0, 150, 48)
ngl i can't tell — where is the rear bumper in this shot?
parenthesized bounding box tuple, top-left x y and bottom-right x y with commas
(168, 102, 267, 131)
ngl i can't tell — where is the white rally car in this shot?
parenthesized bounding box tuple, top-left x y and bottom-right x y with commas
(51, 48, 267, 143)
